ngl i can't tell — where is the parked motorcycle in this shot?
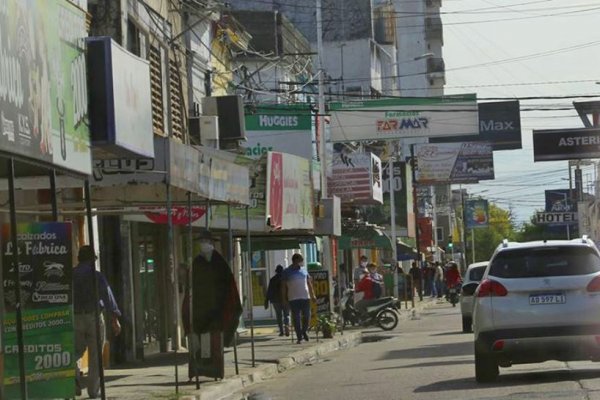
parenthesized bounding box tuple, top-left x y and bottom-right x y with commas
(340, 288, 400, 331)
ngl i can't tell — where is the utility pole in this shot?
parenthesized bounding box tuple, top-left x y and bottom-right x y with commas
(388, 142, 399, 299)
(316, 0, 335, 311)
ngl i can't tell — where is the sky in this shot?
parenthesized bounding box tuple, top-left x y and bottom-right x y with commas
(440, 0, 600, 225)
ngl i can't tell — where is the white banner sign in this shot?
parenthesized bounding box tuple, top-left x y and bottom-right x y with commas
(329, 95, 479, 142)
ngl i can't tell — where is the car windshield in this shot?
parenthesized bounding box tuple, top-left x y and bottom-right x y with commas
(489, 246, 600, 278)
(469, 266, 486, 282)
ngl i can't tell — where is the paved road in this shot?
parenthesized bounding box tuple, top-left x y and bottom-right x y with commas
(231, 301, 600, 400)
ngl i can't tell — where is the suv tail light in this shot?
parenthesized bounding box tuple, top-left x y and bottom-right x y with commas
(587, 276, 600, 292)
(477, 279, 508, 297)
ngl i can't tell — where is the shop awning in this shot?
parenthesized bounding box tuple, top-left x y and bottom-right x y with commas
(240, 235, 316, 252)
(397, 240, 418, 261)
(338, 224, 392, 250)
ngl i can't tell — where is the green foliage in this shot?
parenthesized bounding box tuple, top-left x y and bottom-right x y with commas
(316, 314, 337, 338)
(516, 210, 573, 242)
(470, 203, 517, 264)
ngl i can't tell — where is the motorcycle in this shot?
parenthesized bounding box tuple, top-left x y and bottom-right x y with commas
(447, 283, 461, 307)
(339, 288, 400, 331)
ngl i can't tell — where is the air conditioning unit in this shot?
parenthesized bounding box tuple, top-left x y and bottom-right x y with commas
(201, 95, 246, 143)
(200, 116, 219, 149)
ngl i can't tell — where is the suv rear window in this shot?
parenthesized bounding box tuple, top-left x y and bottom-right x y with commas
(489, 246, 600, 278)
(469, 266, 486, 282)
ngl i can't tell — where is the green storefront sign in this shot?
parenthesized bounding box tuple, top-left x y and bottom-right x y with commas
(0, 0, 91, 175)
(2, 222, 75, 399)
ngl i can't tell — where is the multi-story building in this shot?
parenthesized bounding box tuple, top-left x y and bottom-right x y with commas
(228, 10, 313, 104)
(226, 0, 399, 98)
(87, 0, 251, 362)
(394, 0, 444, 96)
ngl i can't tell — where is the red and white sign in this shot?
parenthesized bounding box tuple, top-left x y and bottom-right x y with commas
(143, 206, 206, 225)
(266, 152, 314, 231)
(268, 152, 284, 229)
(328, 152, 383, 205)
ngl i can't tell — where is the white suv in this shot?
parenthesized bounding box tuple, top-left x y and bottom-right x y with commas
(473, 237, 600, 382)
(460, 261, 488, 333)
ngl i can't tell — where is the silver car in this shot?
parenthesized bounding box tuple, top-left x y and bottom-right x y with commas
(460, 261, 488, 333)
(473, 237, 600, 382)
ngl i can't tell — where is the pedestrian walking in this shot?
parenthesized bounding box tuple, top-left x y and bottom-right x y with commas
(73, 245, 122, 399)
(265, 265, 290, 336)
(434, 261, 444, 299)
(281, 253, 316, 344)
(409, 261, 423, 301)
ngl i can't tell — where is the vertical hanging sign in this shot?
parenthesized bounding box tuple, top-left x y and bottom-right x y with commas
(2, 223, 74, 399)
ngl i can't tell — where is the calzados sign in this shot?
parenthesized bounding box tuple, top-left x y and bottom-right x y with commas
(2, 222, 75, 399)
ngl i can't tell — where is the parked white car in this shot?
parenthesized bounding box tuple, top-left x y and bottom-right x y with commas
(473, 237, 600, 382)
(460, 261, 488, 333)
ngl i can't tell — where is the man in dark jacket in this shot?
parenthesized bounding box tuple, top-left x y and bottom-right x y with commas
(182, 228, 242, 379)
(73, 245, 121, 399)
(265, 265, 290, 336)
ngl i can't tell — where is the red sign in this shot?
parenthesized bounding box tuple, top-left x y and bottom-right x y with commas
(268, 152, 283, 229)
(143, 206, 206, 225)
(417, 217, 433, 250)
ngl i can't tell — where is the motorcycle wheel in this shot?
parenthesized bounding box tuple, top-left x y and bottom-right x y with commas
(376, 309, 399, 331)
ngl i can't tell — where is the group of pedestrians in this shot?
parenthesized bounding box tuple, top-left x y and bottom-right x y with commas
(409, 260, 463, 301)
(264, 253, 317, 344)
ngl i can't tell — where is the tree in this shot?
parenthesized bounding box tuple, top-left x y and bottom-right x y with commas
(469, 203, 517, 264)
(516, 210, 574, 242)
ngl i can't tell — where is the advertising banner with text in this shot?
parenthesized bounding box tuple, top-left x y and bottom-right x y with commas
(266, 152, 314, 231)
(328, 152, 384, 205)
(309, 270, 330, 328)
(414, 142, 494, 184)
(329, 95, 479, 142)
(533, 128, 600, 162)
(2, 222, 74, 399)
(0, 1, 91, 174)
(431, 100, 522, 150)
(244, 107, 314, 160)
(465, 199, 489, 229)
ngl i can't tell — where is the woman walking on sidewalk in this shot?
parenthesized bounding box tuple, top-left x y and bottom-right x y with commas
(265, 265, 290, 336)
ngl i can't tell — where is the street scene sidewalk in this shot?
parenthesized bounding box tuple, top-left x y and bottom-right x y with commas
(101, 299, 438, 400)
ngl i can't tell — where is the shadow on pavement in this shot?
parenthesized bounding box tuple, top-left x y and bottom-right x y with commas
(430, 331, 470, 336)
(369, 359, 474, 371)
(378, 340, 472, 360)
(414, 368, 600, 393)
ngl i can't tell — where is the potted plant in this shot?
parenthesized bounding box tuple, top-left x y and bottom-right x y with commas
(316, 314, 337, 338)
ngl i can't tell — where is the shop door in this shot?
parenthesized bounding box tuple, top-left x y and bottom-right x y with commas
(251, 251, 272, 320)
(137, 233, 162, 352)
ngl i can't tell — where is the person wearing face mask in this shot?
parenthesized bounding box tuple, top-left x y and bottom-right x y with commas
(353, 255, 369, 286)
(182, 228, 242, 379)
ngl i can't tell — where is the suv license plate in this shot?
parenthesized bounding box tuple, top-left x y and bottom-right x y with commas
(529, 293, 566, 305)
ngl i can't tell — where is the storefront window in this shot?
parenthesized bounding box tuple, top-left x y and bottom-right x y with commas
(251, 251, 267, 306)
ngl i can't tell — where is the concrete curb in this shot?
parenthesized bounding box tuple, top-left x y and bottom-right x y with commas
(184, 300, 436, 400)
(191, 332, 362, 400)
